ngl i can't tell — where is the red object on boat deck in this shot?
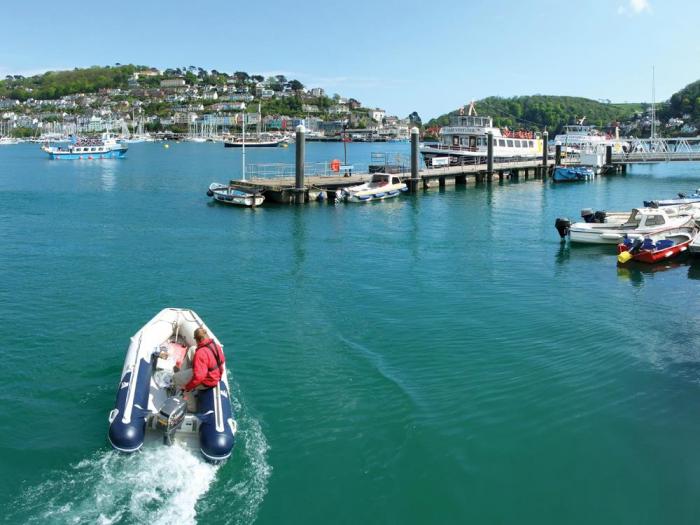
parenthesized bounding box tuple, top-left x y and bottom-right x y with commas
(168, 342, 188, 368)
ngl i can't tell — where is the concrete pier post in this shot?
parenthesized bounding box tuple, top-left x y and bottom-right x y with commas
(487, 132, 494, 177)
(555, 144, 562, 166)
(606, 145, 613, 166)
(295, 125, 306, 204)
(409, 127, 420, 193)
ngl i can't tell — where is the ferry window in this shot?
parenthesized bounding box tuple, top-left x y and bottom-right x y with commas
(498, 139, 505, 147)
(515, 141, 521, 148)
(507, 140, 513, 148)
(90, 148, 96, 152)
(528, 141, 534, 148)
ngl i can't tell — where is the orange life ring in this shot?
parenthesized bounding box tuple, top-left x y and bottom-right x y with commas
(330, 159, 341, 172)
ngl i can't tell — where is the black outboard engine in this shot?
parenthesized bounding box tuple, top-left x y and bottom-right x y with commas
(629, 237, 644, 254)
(555, 217, 571, 240)
(678, 192, 687, 199)
(594, 210, 607, 223)
(580, 208, 595, 223)
(206, 189, 214, 197)
(156, 396, 186, 446)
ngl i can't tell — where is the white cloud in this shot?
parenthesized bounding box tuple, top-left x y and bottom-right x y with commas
(630, 0, 652, 13)
(618, 0, 652, 15)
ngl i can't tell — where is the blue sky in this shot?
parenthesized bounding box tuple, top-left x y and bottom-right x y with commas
(2, 0, 699, 119)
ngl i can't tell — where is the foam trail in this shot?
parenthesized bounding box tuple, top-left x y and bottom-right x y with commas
(12, 444, 218, 525)
(200, 391, 273, 525)
(10, 388, 271, 525)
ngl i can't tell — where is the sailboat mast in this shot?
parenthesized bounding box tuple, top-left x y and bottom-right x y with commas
(651, 66, 656, 140)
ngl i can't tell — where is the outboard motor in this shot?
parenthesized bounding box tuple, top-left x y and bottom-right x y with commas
(206, 189, 214, 197)
(594, 210, 607, 223)
(580, 208, 595, 223)
(156, 396, 186, 446)
(630, 237, 644, 254)
(678, 192, 687, 199)
(555, 217, 571, 240)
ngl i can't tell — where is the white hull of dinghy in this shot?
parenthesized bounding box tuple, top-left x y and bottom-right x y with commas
(108, 308, 237, 461)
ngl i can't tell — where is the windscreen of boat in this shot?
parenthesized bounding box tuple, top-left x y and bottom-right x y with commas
(643, 214, 665, 226)
(370, 175, 389, 185)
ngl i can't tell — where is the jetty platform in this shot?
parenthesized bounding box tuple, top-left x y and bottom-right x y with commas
(230, 159, 554, 204)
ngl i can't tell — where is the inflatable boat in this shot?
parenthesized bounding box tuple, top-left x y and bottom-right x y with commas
(107, 308, 237, 463)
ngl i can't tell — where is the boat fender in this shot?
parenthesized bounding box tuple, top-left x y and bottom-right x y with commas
(198, 381, 235, 463)
(108, 357, 152, 453)
(554, 217, 571, 239)
(617, 250, 633, 264)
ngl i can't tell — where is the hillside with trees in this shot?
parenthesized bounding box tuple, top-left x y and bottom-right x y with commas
(0, 65, 143, 101)
(427, 96, 644, 134)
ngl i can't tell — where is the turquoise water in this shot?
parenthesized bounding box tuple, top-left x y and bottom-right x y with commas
(2, 142, 700, 524)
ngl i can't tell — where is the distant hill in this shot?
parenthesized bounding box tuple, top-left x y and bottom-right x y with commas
(0, 65, 143, 101)
(660, 79, 700, 123)
(427, 96, 644, 134)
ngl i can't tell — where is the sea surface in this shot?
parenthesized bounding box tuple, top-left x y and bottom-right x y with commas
(2, 141, 700, 524)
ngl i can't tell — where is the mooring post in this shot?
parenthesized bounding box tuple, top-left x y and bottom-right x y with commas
(606, 145, 613, 167)
(409, 126, 420, 193)
(487, 131, 494, 177)
(295, 124, 306, 204)
(541, 131, 549, 179)
(555, 144, 562, 166)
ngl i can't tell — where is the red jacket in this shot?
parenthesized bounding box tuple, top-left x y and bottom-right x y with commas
(184, 338, 225, 391)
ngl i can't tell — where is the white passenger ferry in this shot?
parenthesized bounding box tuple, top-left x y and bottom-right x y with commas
(420, 103, 543, 168)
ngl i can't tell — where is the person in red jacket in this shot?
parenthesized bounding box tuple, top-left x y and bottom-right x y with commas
(172, 327, 225, 410)
(184, 327, 225, 391)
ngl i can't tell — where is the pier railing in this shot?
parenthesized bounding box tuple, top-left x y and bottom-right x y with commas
(612, 138, 700, 163)
(245, 152, 413, 180)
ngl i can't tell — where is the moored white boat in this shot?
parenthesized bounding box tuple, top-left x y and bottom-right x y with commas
(107, 308, 237, 463)
(556, 207, 696, 244)
(207, 182, 264, 207)
(336, 173, 407, 203)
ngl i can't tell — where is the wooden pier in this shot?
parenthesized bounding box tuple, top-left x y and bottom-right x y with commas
(230, 127, 556, 204)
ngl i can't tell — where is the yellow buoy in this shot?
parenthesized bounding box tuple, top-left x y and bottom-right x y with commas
(617, 251, 633, 264)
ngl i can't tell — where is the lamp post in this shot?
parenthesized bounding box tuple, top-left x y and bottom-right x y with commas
(241, 102, 246, 181)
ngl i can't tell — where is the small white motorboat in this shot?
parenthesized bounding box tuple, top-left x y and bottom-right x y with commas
(556, 207, 696, 244)
(336, 173, 407, 203)
(207, 182, 264, 207)
(107, 308, 237, 463)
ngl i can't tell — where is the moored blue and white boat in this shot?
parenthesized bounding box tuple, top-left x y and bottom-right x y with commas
(552, 166, 595, 182)
(42, 133, 128, 160)
(643, 189, 700, 208)
(336, 173, 407, 203)
(108, 308, 237, 463)
(207, 182, 265, 207)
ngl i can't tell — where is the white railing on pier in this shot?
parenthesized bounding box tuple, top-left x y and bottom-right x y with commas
(613, 137, 700, 163)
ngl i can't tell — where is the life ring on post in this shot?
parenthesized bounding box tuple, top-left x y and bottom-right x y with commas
(330, 159, 341, 172)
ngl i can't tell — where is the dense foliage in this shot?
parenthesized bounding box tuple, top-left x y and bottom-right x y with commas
(0, 65, 142, 101)
(427, 96, 644, 133)
(661, 80, 700, 123)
